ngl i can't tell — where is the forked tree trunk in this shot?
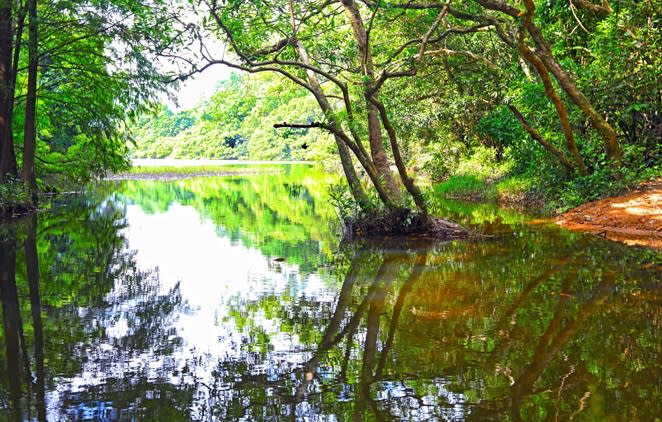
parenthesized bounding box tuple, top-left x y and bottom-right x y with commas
(371, 98, 429, 216)
(341, 0, 401, 198)
(290, 38, 372, 208)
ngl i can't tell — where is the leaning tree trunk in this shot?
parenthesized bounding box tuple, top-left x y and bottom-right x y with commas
(371, 98, 429, 217)
(517, 13, 588, 174)
(290, 38, 372, 208)
(475, 0, 622, 166)
(527, 26, 621, 165)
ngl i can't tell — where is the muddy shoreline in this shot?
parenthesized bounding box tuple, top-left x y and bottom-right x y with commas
(555, 179, 662, 250)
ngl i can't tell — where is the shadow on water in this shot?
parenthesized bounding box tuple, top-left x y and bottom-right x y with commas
(0, 168, 659, 420)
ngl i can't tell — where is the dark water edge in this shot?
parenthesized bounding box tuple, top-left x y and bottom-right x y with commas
(0, 166, 660, 421)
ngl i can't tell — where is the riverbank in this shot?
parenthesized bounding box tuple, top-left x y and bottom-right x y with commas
(0, 180, 36, 221)
(432, 174, 662, 250)
(555, 178, 662, 249)
(431, 174, 542, 210)
(107, 160, 311, 181)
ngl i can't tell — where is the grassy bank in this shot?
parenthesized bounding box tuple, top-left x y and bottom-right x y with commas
(109, 163, 292, 180)
(431, 171, 661, 215)
(427, 146, 661, 214)
(432, 174, 538, 206)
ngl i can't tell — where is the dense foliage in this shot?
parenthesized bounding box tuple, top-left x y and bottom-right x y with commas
(0, 0, 659, 214)
(131, 0, 659, 211)
(0, 0, 183, 212)
(130, 73, 334, 161)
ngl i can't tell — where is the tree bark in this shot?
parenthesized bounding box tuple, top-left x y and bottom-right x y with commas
(22, 0, 38, 193)
(371, 97, 429, 216)
(341, 0, 401, 199)
(0, 0, 17, 180)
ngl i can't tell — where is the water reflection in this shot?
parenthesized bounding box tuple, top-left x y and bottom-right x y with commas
(0, 168, 660, 421)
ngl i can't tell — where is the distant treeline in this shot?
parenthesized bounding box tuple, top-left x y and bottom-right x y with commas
(130, 73, 334, 162)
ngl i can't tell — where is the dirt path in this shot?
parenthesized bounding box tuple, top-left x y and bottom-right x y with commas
(556, 179, 662, 249)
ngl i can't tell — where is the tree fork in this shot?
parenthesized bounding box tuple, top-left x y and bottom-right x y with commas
(341, 0, 401, 199)
(371, 98, 429, 217)
(287, 31, 372, 209)
(274, 121, 396, 208)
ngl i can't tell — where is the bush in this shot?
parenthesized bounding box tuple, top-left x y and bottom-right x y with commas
(421, 138, 466, 181)
(454, 145, 511, 180)
(0, 178, 33, 217)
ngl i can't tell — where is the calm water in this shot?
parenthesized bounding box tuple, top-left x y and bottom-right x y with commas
(0, 165, 660, 421)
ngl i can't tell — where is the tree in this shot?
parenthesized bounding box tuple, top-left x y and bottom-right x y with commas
(21, 0, 37, 191)
(0, 0, 24, 180)
(380, 0, 624, 172)
(1, 0, 186, 202)
(179, 0, 485, 232)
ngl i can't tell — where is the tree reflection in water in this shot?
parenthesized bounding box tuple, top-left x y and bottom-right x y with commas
(0, 197, 188, 421)
(0, 174, 659, 421)
(201, 232, 660, 421)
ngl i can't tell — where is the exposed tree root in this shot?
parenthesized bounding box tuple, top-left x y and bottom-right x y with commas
(0, 204, 37, 222)
(342, 208, 470, 240)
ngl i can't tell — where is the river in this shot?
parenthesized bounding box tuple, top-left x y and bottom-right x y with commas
(0, 164, 660, 420)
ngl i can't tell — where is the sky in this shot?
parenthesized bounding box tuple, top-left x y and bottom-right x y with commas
(164, 64, 234, 111)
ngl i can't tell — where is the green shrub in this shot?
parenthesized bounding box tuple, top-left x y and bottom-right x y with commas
(0, 178, 32, 215)
(455, 146, 513, 180)
(421, 138, 467, 181)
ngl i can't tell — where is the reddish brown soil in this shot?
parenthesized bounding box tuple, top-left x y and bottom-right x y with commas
(556, 179, 662, 249)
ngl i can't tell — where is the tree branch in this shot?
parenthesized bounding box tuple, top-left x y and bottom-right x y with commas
(508, 105, 577, 172)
